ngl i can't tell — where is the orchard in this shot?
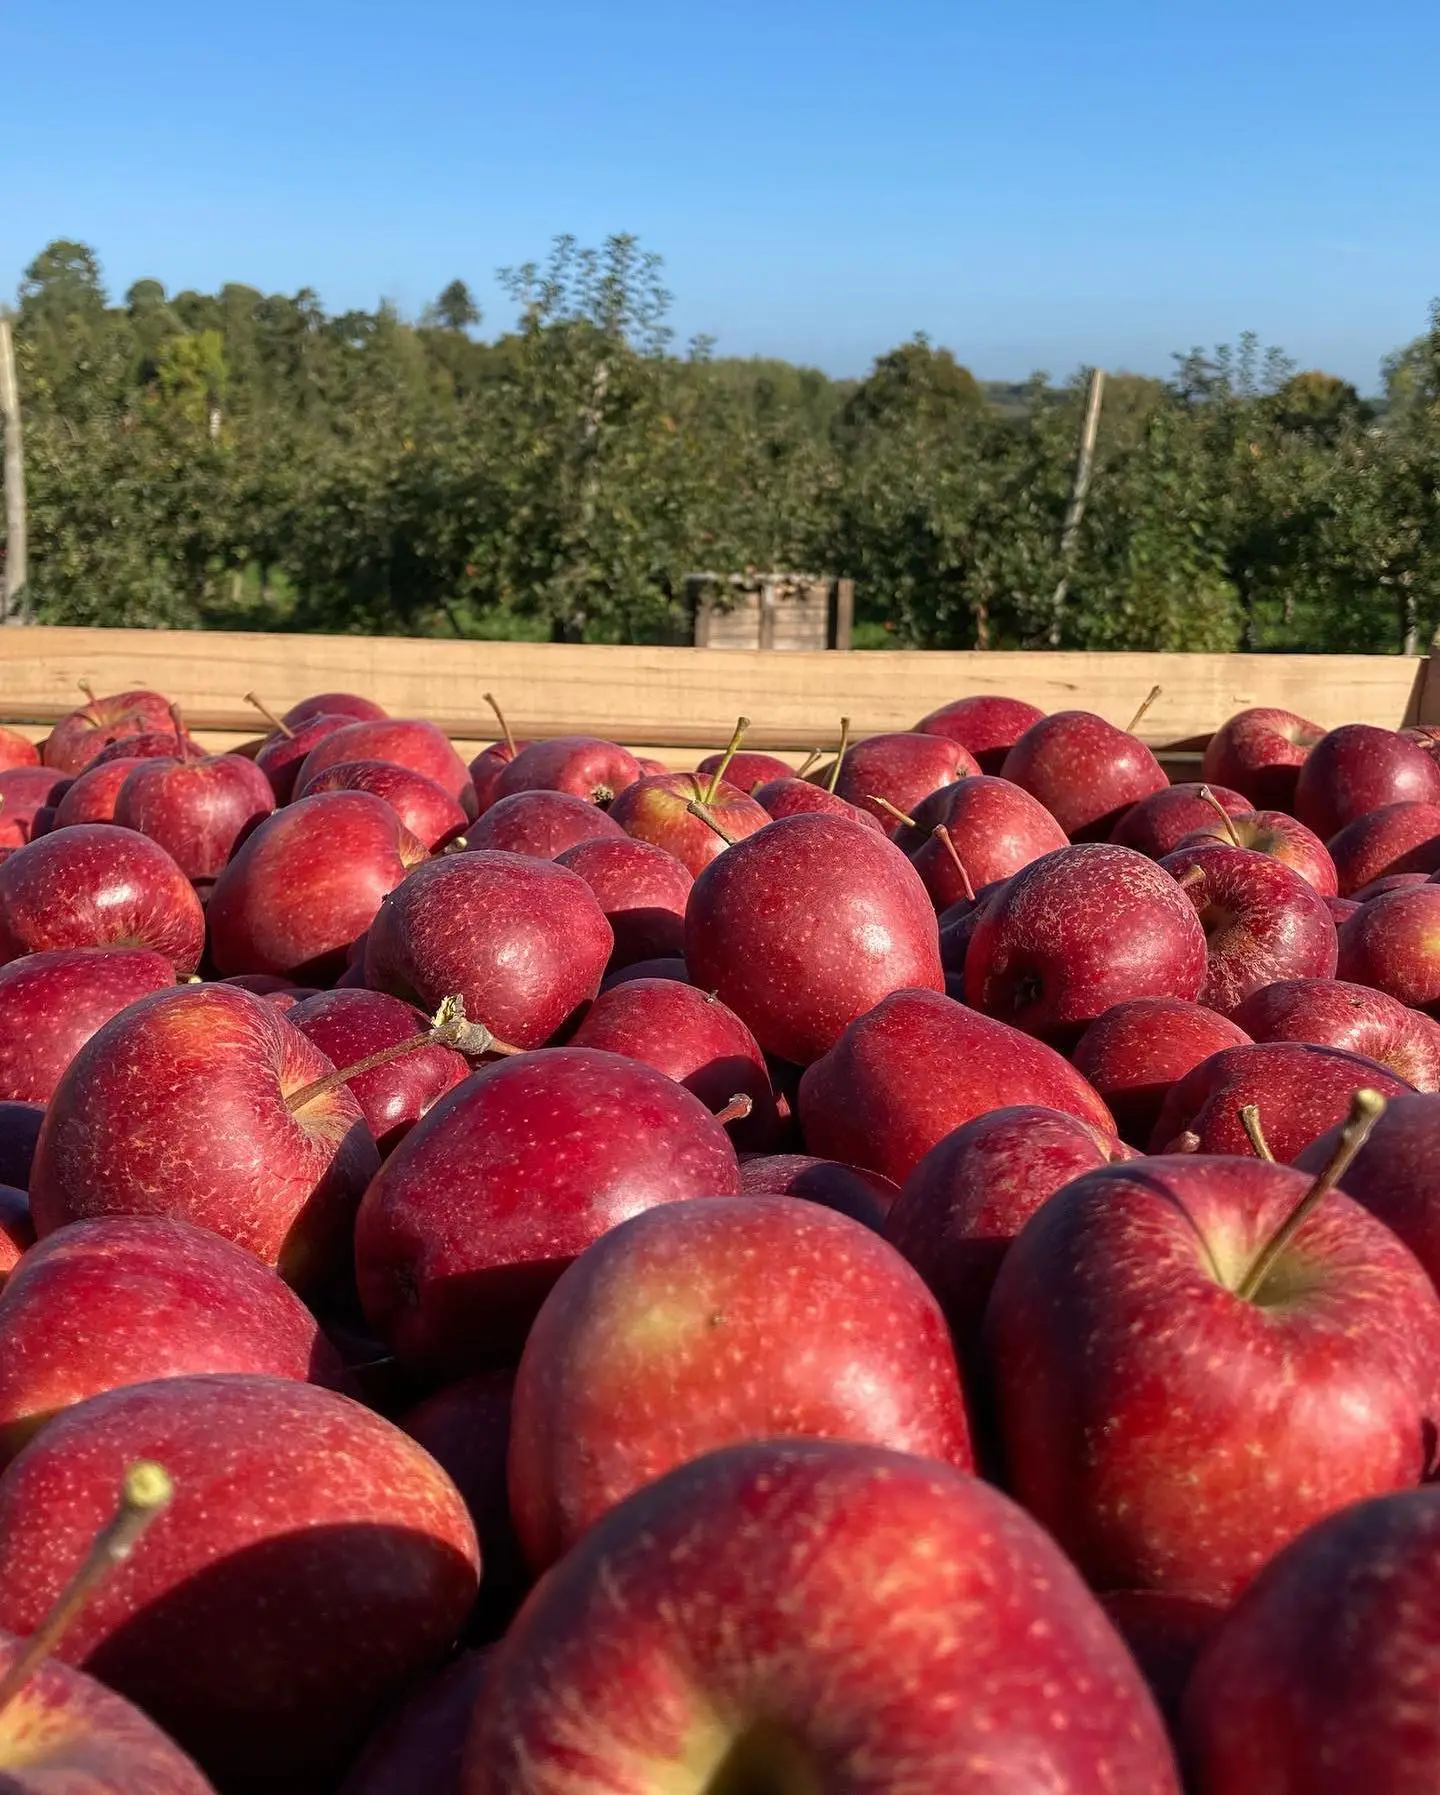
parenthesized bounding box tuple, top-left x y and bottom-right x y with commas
(0, 679, 1439, 1792)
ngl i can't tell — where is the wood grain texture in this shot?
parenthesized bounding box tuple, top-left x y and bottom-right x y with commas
(0, 628, 1428, 749)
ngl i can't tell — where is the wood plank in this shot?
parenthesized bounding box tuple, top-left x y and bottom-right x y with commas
(0, 628, 1426, 748)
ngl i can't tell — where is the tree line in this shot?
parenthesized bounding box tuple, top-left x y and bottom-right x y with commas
(4, 234, 1439, 653)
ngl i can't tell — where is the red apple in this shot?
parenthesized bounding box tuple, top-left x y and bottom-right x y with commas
(296, 718, 476, 816)
(903, 774, 1069, 906)
(0, 1215, 345, 1460)
(365, 851, 611, 1048)
(1174, 806, 1338, 896)
(355, 1047, 740, 1375)
(468, 740, 529, 815)
(553, 836, 692, 967)
(29, 982, 379, 1295)
(294, 759, 468, 849)
(607, 773, 770, 877)
(985, 1147, 1440, 1602)
(463, 1439, 1179, 1795)
(253, 711, 354, 803)
(1200, 707, 1324, 810)
(340, 1651, 491, 1795)
(1337, 883, 1440, 1010)
(287, 988, 471, 1154)
(0, 767, 69, 848)
(798, 987, 1115, 1184)
(0, 1375, 479, 1794)
(493, 736, 641, 807)
(88, 727, 202, 769)
(1001, 710, 1169, 840)
(42, 689, 173, 775)
(738, 1153, 898, 1230)
(207, 792, 428, 982)
(509, 1197, 974, 1570)
(694, 748, 793, 793)
(399, 1376, 527, 1635)
(749, 775, 886, 832)
(1158, 842, 1338, 1017)
(1295, 724, 1440, 839)
(0, 946, 175, 1103)
(0, 727, 38, 771)
(49, 757, 145, 829)
(0, 1630, 217, 1793)
(829, 732, 980, 833)
(1233, 978, 1440, 1090)
(570, 977, 778, 1150)
(0, 826, 204, 973)
(883, 1104, 1131, 1359)
(1110, 782, 1251, 858)
(1182, 1486, 1440, 1790)
(1072, 998, 1252, 1146)
(283, 691, 387, 727)
(463, 788, 627, 859)
(1326, 798, 1440, 896)
(913, 693, 1046, 771)
(600, 954, 689, 989)
(1150, 1041, 1414, 1158)
(965, 844, 1208, 1046)
(684, 813, 944, 1066)
(1295, 1093, 1440, 1293)
(112, 749, 274, 887)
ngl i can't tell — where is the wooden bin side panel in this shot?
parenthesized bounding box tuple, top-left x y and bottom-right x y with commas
(0, 629, 1430, 748)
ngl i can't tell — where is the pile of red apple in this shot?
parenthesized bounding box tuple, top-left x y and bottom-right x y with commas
(3, 682, 1440, 1792)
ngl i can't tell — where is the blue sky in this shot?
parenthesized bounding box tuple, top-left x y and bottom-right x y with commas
(5, 0, 1437, 389)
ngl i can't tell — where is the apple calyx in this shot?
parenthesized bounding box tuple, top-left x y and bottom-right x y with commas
(824, 717, 852, 794)
(1235, 1088, 1387, 1303)
(244, 692, 294, 740)
(711, 1093, 754, 1127)
(0, 1460, 173, 1721)
(1126, 684, 1163, 735)
(483, 691, 516, 756)
(284, 994, 517, 1114)
(932, 825, 976, 902)
(1199, 785, 1244, 847)
(1239, 1104, 1275, 1162)
(686, 799, 739, 846)
(703, 716, 751, 806)
(870, 795, 917, 831)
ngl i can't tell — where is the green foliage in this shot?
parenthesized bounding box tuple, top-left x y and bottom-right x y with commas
(5, 237, 1439, 656)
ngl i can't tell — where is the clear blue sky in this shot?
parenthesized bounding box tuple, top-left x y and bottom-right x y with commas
(6, 0, 1437, 389)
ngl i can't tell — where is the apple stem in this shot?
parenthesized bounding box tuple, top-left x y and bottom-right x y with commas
(686, 799, 739, 845)
(1199, 785, 1243, 848)
(703, 717, 751, 806)
(712, 1093, 754, 1126)
(0, 1461, 173, 1723)
(1235, 1088, 1387, 1303)
(244, 692, 293, 740)
(870, 794, 917, 830)
(77, 679, 99, 708)
(1173, 1130, 1201, 1153)
(168, 704, 194, 763)
(932, 825, 976, 902)
(794, 748, 824, 779)
(1126, 684, 1163, 735)
(284, 994, 517, 1113)
(441, 835, 470, 855)
(825, 718, 851, 794)
(483, 692, 516, 756)
(1174, 864, 1206, 892)
(1238, 1103, 1275, 1161)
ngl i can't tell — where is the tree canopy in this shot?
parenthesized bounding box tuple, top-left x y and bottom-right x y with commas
(4, 235, 1438, 653)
